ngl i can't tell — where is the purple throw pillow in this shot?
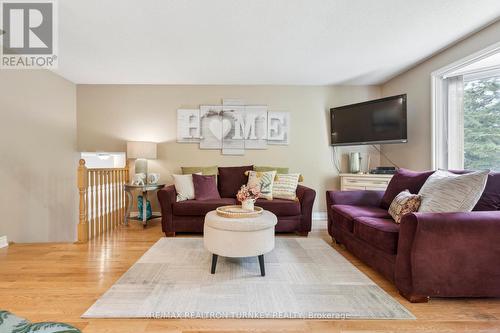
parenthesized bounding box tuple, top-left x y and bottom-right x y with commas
(380, 168, 435, 209)
(217, 165, 253, 198)
(473, 172, 500, 211)
(193, 174, 220, 201)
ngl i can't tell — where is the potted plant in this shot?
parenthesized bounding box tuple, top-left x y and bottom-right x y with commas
(236, 184, 261, 211)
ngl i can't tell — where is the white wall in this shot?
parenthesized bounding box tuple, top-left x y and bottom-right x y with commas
(0, 70, 77, 243)
(380, 20, 500, 170)
(77, 85, 381, 212)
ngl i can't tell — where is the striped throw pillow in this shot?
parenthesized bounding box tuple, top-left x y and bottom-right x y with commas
(272, 173, 300, 201)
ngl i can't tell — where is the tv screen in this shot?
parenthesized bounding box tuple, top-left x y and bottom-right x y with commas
(330, 94, 407, 146)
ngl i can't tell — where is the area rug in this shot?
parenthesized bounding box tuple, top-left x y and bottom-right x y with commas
(82, 238, 414, 319)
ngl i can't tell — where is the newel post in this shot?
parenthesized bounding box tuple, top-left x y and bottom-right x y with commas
(77, 159, 89, 243)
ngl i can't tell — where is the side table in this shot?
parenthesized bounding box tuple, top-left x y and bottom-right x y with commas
(124, 184, 165, 228)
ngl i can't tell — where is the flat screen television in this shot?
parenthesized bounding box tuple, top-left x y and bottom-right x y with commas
(330, 94, 407, 146)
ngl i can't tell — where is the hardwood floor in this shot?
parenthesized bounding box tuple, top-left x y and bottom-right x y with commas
(1, 220, 499, 332)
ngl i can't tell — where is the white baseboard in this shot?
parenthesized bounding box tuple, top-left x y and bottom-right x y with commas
(312, 211, 327, 221)
(0, 235, 8, 248)
(312, 212, 327, 230)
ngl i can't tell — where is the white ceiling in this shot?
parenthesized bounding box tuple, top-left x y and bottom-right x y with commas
(55, 0, 500, 85)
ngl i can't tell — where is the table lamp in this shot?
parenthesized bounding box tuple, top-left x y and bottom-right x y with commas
(127, 141, 157, 178)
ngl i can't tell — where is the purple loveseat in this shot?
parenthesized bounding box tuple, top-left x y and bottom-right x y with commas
(158, 165, 316, 237)
(327, 169, 500, 303)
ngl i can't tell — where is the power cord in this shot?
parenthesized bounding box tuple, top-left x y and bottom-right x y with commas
(371, 145, 400, 169)
(332, 146, 342, 173)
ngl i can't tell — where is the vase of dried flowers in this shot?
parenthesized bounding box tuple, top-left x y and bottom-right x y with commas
(236, 184, 261, 211)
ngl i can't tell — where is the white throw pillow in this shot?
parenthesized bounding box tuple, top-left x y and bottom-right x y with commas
(172, 173, 201, 202)
(272, 173, 300, 201)
(417, 170, 489, 213)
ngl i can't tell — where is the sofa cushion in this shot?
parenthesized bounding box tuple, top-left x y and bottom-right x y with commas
(388, 190, 422, 223)
(218, 165, 253, 198)
(474, 172, 500, 211)
(173, 198, 237, 216)
(418, 170, 489, 213)
(331, 205, 391, 233)
(353, 217, 400, 255)
(181, 165, 218, 176)
(381, 169, 434, 209)
(254, 166, 289, 174)
(255, 198, 301, 216)
(192, 174, 220, 200)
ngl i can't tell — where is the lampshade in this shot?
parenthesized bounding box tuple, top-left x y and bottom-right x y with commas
(127, 141, 157, 159)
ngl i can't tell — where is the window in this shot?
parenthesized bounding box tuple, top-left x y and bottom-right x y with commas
(432, 43, 500, 171)
(80, 152, 126, 168)
(463, 75, 500, 170)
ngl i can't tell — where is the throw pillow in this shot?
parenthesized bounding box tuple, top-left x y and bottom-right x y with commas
(418, 169, 489, 213)
(192, 174, 220, 200)
(471, 172, 500, 211)
(254, 166, 304, 182)
(380, 168, 435, 209)
(247, 170, 277, 200)
(218, 165, 253, 197)
(272, 173, 300, 201)
(181, 166, 218, 176)
(254, 166, 289, 174)
(388, 190, 422, 223)
(172, 173, 201, 202)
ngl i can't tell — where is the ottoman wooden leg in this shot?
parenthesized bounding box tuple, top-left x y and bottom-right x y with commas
(258, 254, 265, 276)
(211, 254, 218, 274)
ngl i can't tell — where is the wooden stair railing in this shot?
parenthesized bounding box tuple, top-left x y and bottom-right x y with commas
(77, 159, 129, 242)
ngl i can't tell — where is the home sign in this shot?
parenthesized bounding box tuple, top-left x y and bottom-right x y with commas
(177, 101, 289, 155)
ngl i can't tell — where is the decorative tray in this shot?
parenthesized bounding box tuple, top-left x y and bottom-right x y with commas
(216, 205, 263, 218)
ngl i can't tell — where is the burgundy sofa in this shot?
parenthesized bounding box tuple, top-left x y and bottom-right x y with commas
(158, 165, 316, 237)
(327, 169, 500, 303)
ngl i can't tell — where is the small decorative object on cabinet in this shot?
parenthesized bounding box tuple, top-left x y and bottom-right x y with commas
(340, 173, 393, 191)
(147, 173, 160, 184)
(132, 173, 146, 185)
(349, 152, 362, 173)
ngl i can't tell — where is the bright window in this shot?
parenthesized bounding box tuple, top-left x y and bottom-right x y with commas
(463, 76, 500, 171)
(432, 44, 500, 171)
(80, 152, 126, 168)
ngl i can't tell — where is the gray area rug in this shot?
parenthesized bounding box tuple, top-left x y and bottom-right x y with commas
(83, 238, 414, 319)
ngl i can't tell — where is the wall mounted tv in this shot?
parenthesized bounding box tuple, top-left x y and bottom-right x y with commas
(330, 94, 407, 146)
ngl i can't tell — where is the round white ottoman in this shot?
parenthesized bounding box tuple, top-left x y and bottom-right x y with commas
(203, 210, 277, 276)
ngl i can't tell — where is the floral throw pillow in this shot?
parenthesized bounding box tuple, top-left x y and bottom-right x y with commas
(246, 170, 277, 200)
(388, 190, 422, 223)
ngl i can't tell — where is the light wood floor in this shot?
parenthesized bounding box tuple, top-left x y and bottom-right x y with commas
(1, 220, 499, 333)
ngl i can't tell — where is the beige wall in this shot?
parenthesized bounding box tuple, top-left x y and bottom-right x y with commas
(380, 20, 500, 170)
(77, 85, 381, 212)
(0, 70, 77, 243)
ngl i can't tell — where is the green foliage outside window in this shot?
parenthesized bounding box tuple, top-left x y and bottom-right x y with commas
(463, 77, 500, 171)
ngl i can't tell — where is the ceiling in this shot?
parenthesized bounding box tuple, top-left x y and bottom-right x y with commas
(55, 0, 500, 85)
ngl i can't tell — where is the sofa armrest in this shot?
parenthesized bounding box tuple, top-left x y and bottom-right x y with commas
(326, 190, 384, 207)
(396, 211, 500, 298)
(296, 185, 316, 233)
(157, 185, 176, 234)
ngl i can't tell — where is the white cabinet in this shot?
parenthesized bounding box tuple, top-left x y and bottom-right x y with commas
(340, 173, 393, 191)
